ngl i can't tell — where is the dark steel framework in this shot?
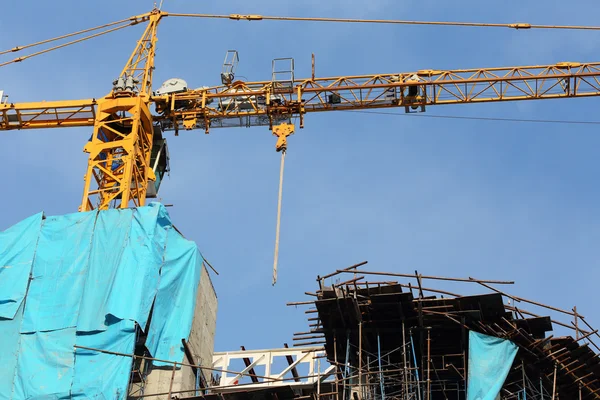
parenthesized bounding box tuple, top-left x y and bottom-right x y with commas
(287, 262, 600, 400)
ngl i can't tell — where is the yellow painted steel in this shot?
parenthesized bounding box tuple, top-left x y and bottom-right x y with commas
(80, 96, 155, 211)
(79, 10, 163, 211)
(4, 11, 600, 211)
(154, 62, 600, 132)
(0, 99, 96, 130)
(6, 62, 600, 132)
(272, 123, 295, 152)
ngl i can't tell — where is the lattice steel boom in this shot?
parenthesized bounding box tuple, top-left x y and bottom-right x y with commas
(4, 62, 600, 132)
(153, 61, 600, 132)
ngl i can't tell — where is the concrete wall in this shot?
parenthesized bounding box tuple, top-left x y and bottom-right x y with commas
(188, 263, 218, 385)
(140, 363, 196, 399)
(132, 262, 218, 399)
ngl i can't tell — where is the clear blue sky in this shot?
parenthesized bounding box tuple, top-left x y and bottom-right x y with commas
(2, 0, 600, 352)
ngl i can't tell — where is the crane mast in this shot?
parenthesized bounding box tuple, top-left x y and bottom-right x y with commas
(80, 9, 164, 211)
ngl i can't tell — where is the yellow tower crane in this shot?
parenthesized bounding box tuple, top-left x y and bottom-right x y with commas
(3, 8, 600, 211)
(3, 8, 600, 282)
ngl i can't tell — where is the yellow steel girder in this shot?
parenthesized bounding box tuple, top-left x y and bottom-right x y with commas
(80, 10, 162, 211)
(0, 99, 96, 130)
(154, 61, 600, 132)
(4, 62, 600, 133)
(80, 96, 155, 211)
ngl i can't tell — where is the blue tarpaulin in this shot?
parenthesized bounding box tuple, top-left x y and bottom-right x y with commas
(12, 328, 76, 399)
(0, 212, 43, 319)
(0, 304, 24, 400)
(71, 319, 136, 398)
(21, 211, 97, 333)
(77, 206, 167, 332)
(77, 209, 132, 332)
(146, 228, 203, 365)
(467, 331, 519, 400)
(0, 203, 204, 399)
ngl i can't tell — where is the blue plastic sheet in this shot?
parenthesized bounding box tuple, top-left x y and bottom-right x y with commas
(106, 205, 166, 328)
(77, 204, 168, 332)
(12, 328, 76, 399)
(0, 212, 43, 319)
(0, 202, 203, 399)
(0, 304, 24, 400)
(71, 319, 136, 399)
(76, 209, 133, 332)
(21, 211, 97, 333)
(146, 228, 203, 365)
(467, 331, 518, 400)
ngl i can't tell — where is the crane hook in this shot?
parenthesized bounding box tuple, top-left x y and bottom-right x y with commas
(272, 123, 295, 152)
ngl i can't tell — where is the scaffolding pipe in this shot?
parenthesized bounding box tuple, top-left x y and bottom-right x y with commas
(522, 360, 527, 400)
(167, 362, 177, 399)
(359, 321, 363, 400)
(343, 332, 351, 400)
(574, 306, 580, 339)
(335, 269, 514, 284)
(74, 345, 282, 382)
(551, 364, 557, 400)
(402, 321, 409, 400)
(317, 358, 321, 398)
(335, 368, 419, 383)
(427, 329, 431, 400)
(378, 333, 386, 400)
(335, 334, 340, 400)
(410, 331, 422, 400)
(367, 354, 371, 400)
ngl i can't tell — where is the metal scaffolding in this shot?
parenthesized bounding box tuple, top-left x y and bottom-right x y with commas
(286, 262, 600, 400)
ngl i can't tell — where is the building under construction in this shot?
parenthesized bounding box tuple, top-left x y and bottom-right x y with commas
(214, 263, 600, 400)
(133, 262, 600, 400)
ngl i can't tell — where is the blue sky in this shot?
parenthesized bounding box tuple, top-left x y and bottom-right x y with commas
(2, 0, 600, 353)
